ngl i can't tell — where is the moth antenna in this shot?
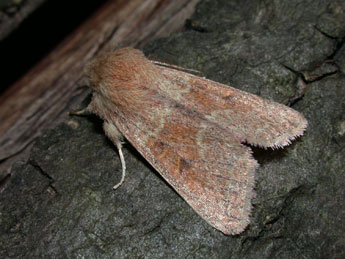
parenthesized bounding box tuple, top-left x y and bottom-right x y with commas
(152, 60, 202, 75)
(113, 143, 126, 190)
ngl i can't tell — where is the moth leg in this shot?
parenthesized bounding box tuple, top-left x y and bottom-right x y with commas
(69, 104, 93, 116)
(113, 145, 126, 189)
(103, 122, 126, 190)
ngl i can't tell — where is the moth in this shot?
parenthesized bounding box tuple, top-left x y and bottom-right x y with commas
(82, 47, 307, 235)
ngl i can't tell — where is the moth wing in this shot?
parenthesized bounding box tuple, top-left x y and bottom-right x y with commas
(113, 106, 257, 235)
(88, 48, 307, 234)
(156, 66, 307, 148)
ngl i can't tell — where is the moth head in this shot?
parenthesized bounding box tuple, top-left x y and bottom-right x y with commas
(85, 48, 162, 117)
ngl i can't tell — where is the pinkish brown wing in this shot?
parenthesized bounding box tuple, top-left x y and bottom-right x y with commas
(156, 66, 307, 148)
(113, 100, 258, 235)
(87, 48, 306, 235)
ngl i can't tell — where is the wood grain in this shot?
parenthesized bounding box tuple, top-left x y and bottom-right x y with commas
(0, 0, 200, 178)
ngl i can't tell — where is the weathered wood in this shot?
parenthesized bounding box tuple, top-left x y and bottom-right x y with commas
(0, 0, 200, 178)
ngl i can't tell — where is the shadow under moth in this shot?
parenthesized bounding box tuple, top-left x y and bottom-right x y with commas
(81, 47, 307, 235)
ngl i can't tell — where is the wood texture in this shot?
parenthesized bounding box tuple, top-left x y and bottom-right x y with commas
(0, 0, 200, 178)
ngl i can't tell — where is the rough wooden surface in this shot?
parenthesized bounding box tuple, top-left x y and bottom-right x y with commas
(0, 0, 200, 179)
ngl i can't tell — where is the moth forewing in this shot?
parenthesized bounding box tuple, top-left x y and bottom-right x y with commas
(85, 47, 307, 235)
